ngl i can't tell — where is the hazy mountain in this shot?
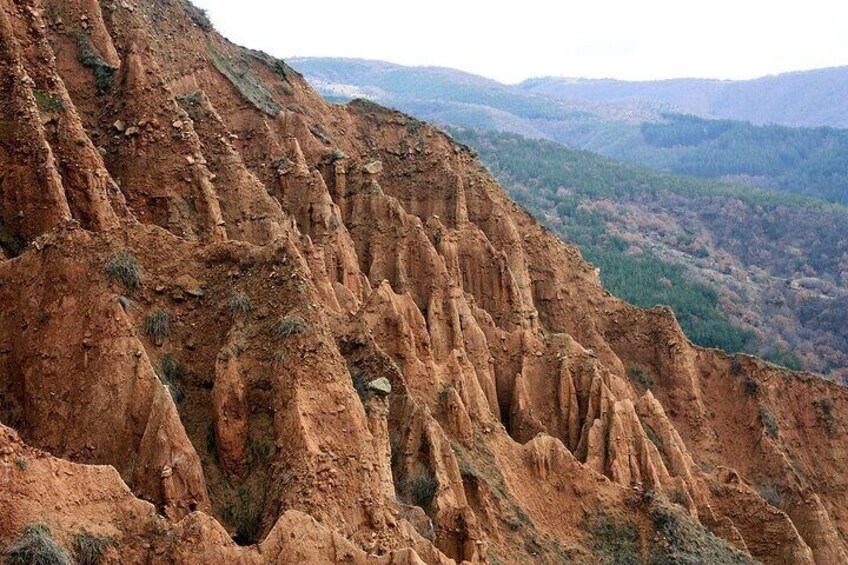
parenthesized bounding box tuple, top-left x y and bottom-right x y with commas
(521, 66, 848, 128)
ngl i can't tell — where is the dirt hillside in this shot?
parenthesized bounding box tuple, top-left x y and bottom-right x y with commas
(1, 1, 847, 563)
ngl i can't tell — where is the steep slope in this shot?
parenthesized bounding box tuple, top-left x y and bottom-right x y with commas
(0, 2, 847, 564)
(521, 66, 848, 128)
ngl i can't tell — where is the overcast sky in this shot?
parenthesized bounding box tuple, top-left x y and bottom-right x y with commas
(191, 0, 848, 84)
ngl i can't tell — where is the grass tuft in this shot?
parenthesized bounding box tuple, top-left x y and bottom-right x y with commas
(650, 499, 755, 564)
(178, 0, 214, 31)
(230, 292, 252, 318)
(34, 90, 65, 113)
(410, 473, 438, 508)
(4, 524, 72, 565)
(222, 485, 264, 545)
(277, 316, 309, 339)
(145, 309, 170, 340)
(76, 33, 116, 94)
(73, 531, 116, 565)
(158, 354, 186, 403)
(589, 513, 641, 565)
(106, 250, 142, 292)
(627, 366, 653, 391)
(758, 406, 779, 439)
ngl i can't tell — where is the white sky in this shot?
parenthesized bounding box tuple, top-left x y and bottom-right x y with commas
(191, 0, 848, 84)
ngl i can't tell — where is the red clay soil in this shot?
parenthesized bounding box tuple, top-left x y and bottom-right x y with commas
(0, 1, 847, 563)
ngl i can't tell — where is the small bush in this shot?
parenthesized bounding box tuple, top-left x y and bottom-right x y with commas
(650, 500, 754, 564)
(458, 457, 480, 480)
(106, 251, 142, 292)
(4, 524, 72, 565)
(178, 0, 213, 31)
(743, 376, 760, 397)
(210, 51, 282, 116)
(813, 398, 836, 435)
(758, 486, 782, 508)
(730, 358, 743, 375)
(323, 149, 346, 164)
(76, 34, 116, 94)
(73, 531, 116, 565)
(589, 513, 641, 565)
(34, 90, 65, 113)
(644, 425, 663, 451)
(230, 292, 252, 317)
(145, 309, 170, 340)
(222, 485, 264, 545)
(158, 354, 186, 403)
(410, 473, 438, 508)
(14, 458, 28, 470)
(627, 366, 652, 391)
(277, 316, 309, 339)
(759, 407, 779, 439)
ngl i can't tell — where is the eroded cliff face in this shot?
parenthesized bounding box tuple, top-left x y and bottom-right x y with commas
(0, 1, 847, 563)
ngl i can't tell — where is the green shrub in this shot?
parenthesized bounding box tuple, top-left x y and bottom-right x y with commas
(813, 398, 836, 435)
(73, 531, 116, 565)
(76, 34, 116, 94)
(758, 407, 779, 439)
(743, 376, 760, 397)
(145, 309, 170, 340)
(323, 149, 346, 164)
(178, 0, 213, 31)
(210, 51, 282, 116)
(34, 90, 65, 113)
(410, 473, 438, 508)
(14, 458, 28, 470)
(589, 513, 641, 565)
(106, 250, 142, 292)
(758, 486, 782, 508)
(158, 354, 186, 403)
(277, 316, 309, 339)
(649, 500, 754, 564)
(627, 366, 653, 391)
(4, 524, 72, 565)
(730, 358, 743, 375)
(230, 292, 252, 317)
(222, 485, 264, 545)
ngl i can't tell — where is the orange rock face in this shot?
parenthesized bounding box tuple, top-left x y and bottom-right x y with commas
(1, 1, 847, 563)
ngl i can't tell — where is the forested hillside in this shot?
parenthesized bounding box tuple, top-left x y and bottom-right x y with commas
(594, 114, 848, 205)
(451, 128, 848, 379)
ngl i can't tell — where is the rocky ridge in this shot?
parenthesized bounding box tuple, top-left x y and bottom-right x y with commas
(0, 1, 847, 563)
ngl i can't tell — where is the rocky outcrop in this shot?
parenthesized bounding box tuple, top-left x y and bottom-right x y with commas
(1, 0, 847, 563)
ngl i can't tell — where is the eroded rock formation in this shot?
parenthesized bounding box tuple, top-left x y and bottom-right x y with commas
(0, 1, 847, 563)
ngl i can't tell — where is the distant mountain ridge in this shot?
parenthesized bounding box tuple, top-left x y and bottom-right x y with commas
(520, 66, 848, 128)
(293, 57, 848, 129)
(291, 58, 848, 206)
